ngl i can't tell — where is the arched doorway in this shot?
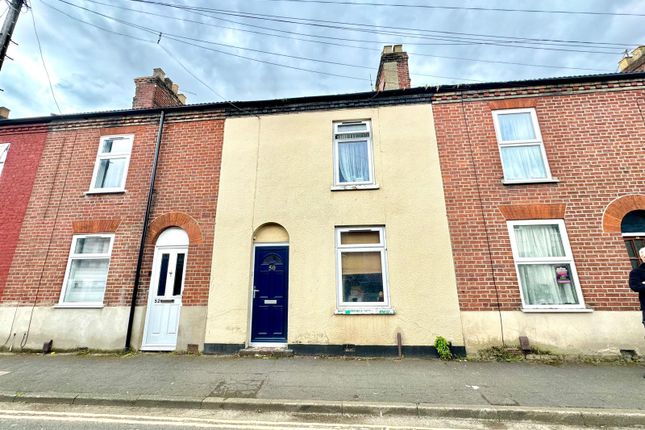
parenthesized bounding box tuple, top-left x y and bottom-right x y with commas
(141, 227, 189, 350)
(622, 210, 645, 269)
(250, 223, 289, 346)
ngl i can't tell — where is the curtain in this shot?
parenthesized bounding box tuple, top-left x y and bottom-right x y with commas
(498, 112, 536, 141)
(519, 264, 578, 305)
(64, 258, 109, 303)
(515, 224, 577, 305)
(338, 141, 369, 183)
(514, 224, 565, 258)
(501, 145, 547, 180)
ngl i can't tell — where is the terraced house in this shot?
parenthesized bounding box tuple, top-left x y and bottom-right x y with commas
(1, 45, 644, 357)
(0, 69, 224, 351)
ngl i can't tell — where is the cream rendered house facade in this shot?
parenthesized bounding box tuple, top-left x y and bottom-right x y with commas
(204, 96, 465, 356)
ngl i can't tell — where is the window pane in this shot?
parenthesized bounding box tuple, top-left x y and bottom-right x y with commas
(341, 252, 384, 303)
(75, 237, 111, 254)
(157, 253, 169, 296)
(94, 158, 126, 189)
(620, 210, 645, 234)
(519, 263, 579, 305)
(340, 231, 380, 245)
(498, 112, 536, 141)
(101, 138, 131, 154)
(338, 140, 369, 183)
(173, 253, 185, 296)
(500, 145, 547, 180)
(626, 241, 636, 258)
(514, 224, 565, 258)
(63, 258, 109, 303)
(337, 123, 367, 133)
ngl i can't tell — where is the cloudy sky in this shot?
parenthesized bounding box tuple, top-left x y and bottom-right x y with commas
(0, 0, 643, 119)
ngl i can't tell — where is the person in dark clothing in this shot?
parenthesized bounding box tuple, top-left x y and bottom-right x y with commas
(629, 247, 645, 329)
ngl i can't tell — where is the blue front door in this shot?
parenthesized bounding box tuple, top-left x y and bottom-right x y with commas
(251, 246, 289, 343)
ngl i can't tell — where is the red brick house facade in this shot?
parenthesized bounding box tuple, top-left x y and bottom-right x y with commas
(0, 70, 224, 351)
(0, 124, 48, 298)
(433, 73, 645, 354)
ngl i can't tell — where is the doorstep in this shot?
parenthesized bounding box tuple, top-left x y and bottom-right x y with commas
(238, 347, 294, 358)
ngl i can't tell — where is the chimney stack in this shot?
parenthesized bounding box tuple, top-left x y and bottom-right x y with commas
(375, 44, 411, 91)
(618, 46, 645, 73)
(132, 68, 187, 109)
(0, 107, 9, 120)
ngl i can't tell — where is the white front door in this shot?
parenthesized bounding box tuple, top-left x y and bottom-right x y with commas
(142, 230, 188, 351)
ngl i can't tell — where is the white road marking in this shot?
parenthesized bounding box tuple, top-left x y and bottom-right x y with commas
(0, 371, 10, 377)
(0, 409, 463, 430)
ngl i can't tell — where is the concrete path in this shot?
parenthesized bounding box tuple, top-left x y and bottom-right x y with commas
(0, 353, 643, 426)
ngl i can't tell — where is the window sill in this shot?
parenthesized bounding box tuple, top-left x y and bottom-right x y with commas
(521, 307, 593, 313)
(84, 190, 127, 196)
(54, 303, 105, 309)
(331, 184, 380, 191)
(335, 307, 395, 315)
(501, 178, 559, 186)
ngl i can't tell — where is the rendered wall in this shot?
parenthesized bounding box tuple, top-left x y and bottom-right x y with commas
(461, 311, 645, 356)
(205, 104, 464, 348)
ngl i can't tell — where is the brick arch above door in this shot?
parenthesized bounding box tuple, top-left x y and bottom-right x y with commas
(147, 212, 203, 245)
(602, 195, 645, 233)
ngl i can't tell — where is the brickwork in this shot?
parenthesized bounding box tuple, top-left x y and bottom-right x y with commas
(2, 115, 223, 308)
(0, 126, 47, 297)
(433, 86, 645, 312)
(132, 74, 184, 109)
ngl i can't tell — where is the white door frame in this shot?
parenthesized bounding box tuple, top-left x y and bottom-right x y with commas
(141, 228, 189, 351)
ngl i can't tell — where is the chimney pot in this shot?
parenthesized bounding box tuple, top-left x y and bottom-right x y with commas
(152, 68, 166, 79)
(393, 44, 403, 53)
(171, 83, 179, 94)
(178, 94, 187, 104)
(0, 107, 10, 120)
(383, 45, 393, 54)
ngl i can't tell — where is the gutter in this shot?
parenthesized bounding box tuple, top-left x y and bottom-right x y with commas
(124, 110, 165, 351)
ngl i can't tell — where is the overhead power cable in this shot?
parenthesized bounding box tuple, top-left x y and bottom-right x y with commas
(121, 0, 634, 54)
(28, 1, 62, 113)
(52, 0, 487, 82)
(44, 0, 375, 83)
(246, 0, 645, 18)
(83, 0, 608, 73)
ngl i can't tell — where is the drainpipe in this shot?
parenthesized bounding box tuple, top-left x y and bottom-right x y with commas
(124, 111, 166, 351)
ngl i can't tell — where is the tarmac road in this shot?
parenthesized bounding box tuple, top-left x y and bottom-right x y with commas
(0, 402, 618, 430)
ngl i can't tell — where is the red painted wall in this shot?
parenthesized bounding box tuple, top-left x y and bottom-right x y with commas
(0, 125, 48, 298)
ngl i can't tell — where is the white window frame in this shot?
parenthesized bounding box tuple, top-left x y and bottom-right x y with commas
(57, 234, 115, 308)
(335, 226, 392, 314)
(0, 143, 10, 177)
(492, 108, 554, 184)
(332, 120, 376, 188)
(507, 219, 586, 311)
(88, 134, 133, 193)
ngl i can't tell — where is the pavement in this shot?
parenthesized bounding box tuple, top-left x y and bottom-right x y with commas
(0, 353, 644, 427)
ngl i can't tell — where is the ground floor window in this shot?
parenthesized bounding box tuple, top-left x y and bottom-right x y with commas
(621, 210, 645, 269)
(507, 220, 584, 309)
(59, 234, 114, 306)
(336, 226, 389, 309)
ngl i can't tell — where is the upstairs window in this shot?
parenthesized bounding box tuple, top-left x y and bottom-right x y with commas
(0, 143, 9, 177)
(89, 135, 133, 193)
(492, 109, 552, 183)
(333, 120, 374, 187)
